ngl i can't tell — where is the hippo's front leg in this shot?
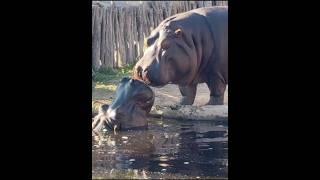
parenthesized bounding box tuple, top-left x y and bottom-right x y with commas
(206, 74, 226, 105)
(178, 84, 197, 105)
(207, 95, 224, 105)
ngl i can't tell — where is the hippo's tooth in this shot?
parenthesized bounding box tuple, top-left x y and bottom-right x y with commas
(107, 108, 116, 120)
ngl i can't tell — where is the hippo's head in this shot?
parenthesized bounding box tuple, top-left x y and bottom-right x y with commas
(133, 23, 197, 87)
(92, 77, 154, 133)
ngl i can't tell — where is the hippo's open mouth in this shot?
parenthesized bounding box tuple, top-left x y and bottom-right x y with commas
(105, 117, 120, 131)
(92, 115, 148, 134)
(94, 119, 148, 134)
(92, 114, 120, 134)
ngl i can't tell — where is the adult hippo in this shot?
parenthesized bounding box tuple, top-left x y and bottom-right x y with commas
(92, 77, 155, 133)
(133, 7, 228, 105)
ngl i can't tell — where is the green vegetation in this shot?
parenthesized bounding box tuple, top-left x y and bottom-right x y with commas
(92, 64, 136, 102)
(93, 64, 135, 83)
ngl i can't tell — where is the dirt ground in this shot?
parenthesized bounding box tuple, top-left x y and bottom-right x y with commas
(93, 82, 228, 107)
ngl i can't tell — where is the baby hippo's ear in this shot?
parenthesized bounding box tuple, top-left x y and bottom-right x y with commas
(174, 28, 183, 38)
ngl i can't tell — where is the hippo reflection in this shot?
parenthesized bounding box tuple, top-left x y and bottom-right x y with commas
(92, 118, 228, 179)
(92, 77, 155, 133)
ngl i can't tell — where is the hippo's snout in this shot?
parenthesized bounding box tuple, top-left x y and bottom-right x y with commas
(134, 65, 151, 84)
(135, 65, 143, 80)
(92, 77, 155, 133)
(105, 108, 123, 130)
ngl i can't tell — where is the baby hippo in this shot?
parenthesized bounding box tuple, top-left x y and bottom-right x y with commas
(92, 77, 155, 133)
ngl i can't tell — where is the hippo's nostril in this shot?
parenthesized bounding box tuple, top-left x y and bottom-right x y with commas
(136, 66, 143, 79)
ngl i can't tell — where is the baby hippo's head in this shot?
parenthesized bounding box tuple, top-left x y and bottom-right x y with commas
(92, 77, 154, 133)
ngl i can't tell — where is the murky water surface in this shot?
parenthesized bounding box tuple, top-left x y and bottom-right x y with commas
(92, 118, 228, 179)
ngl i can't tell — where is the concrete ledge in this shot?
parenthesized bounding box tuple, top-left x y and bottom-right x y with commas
(150, 105, 228, 121)
(92, 101, 228, 121)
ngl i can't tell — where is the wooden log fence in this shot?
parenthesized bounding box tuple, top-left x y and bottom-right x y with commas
(92, 1, 228, 71)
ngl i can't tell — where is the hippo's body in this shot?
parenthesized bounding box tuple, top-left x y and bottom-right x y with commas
(134, 7, 228, 105)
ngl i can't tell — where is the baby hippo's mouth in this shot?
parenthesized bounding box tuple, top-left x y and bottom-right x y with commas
(105, 117, 121, 131)
(92, 115, 120, 135)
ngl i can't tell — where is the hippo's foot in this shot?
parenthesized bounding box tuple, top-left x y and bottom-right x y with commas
(179, 96, 195, 105)
(206, 96, 224, 105)
(178, 85, 196, 105)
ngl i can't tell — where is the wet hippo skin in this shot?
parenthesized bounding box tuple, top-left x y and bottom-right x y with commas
(92, 77, 155, 133)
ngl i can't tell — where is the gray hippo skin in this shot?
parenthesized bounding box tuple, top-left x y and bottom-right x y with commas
(133, 7, 228, 105)
(92, 77, 155, 133)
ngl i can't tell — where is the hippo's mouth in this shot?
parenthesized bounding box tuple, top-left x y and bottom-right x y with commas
(92, 116, 150, 134)
(119, 125, 148, 131)
(150, 84, 165, 88)
(144, 80, 166, 88)
(92, 113, 149, 133)
(105, 117, 121, 131)
(104, 119, 148, 132)
(92, 115, 120, 135)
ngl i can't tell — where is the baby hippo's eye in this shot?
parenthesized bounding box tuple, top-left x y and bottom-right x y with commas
(135, 93, 153, 106)
(137, 99, 150, 106)
(145, 96, 154, 104)
(136, 98, 152, 107)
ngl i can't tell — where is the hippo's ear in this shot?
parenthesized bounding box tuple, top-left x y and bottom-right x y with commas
(174, 28, 183, 38)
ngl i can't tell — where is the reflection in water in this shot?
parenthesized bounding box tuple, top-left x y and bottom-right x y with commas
(92, 118, 228, 179)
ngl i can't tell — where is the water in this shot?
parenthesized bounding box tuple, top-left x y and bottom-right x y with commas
(92, 118, 228, 179)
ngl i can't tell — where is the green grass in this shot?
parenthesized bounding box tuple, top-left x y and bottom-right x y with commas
(93, 64, 135, 83)
(92, 64, 136, 103)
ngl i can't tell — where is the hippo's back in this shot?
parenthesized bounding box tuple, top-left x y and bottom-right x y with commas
(193, 7, 228, 82)
(192, 6, 228, 55)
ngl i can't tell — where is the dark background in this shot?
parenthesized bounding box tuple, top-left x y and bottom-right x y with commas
(0, 0, 318, 179)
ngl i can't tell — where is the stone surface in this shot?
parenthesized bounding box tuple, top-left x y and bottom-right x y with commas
(150, 105, 228, 121)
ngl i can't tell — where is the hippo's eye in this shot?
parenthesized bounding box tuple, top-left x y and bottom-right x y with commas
(160, 42, 169, 57)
